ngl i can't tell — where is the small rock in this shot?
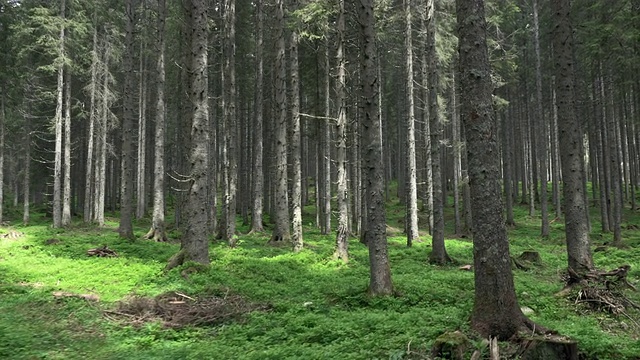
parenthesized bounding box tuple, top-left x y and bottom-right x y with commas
(521, 306, 535, 315)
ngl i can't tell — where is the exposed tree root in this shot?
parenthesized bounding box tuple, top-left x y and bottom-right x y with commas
(87, 245, 118, 257)
(164, 249, 186, 271)
(144, 227, 168, 242)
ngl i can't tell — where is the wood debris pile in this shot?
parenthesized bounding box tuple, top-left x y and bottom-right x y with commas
(566, 265, 639, 323)
(87, 245, 118, 257)
(105, 291, 271, 328)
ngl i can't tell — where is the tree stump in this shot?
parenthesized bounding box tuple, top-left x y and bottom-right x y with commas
(519, 336, 578, 360)
(430, 331, 471, 360)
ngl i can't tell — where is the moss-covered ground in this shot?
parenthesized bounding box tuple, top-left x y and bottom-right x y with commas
(0, 193, 639, 359)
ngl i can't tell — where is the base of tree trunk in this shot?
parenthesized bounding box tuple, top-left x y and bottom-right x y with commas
(428, 251, 454, 266)
(512, 251, 542, 270)
(517, 336, 578, 360)
(165, 249, 186, 271)
(430, 331, 471, 360)
(144, 227, 168, 242)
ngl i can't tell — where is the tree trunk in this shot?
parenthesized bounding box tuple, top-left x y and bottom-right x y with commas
(84, 19, 99, 223)
(52, 0, 66, 228)
(0, 91, 4, 225)
(605, 74, 622, 246)
(22, 93, 31, 224)
(457, 0, 545, 339)
(404, 0, 419, 247)
(550, 76, 562, 218)
(552, 0, 593, 274)
(290, 20, 303, 252)
(420, 10, 433, 234)
(427, 0, 451, 264)
(119, 0, 136, 239)
(334, 0, 348, 261)
(62, 70, 72, 226)
(360, 0, 393, 296)
(145, 0, 167, 242)
(136, 23, 148, 220)
(250, 0, 265, 234)
(167, 0, 211, 269)
(320, 34, 331, 235)
(532, 0, 549, 237)
(270, 0, 290, 243)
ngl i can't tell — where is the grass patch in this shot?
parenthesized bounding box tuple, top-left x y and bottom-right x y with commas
(0, 198, 639, 359)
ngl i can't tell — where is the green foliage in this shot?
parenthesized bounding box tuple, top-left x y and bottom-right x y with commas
(0, 198, 639, 359)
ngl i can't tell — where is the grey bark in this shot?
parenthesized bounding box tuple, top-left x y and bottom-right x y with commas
(167, 0, 211, 269)
(250, 0, 265, 233)
(457, 0, 542, 339)
(334, 0, 348, 261)
(119, 0, 136, 239)
(84, 20, 99, 223)
(62, 70, 71, 226)
(404, 0, 419, 247)
(290, 24, 303, 252)
(270, 0, 290, 243)
(427, 0, 450, 264)
(145, 0, 167, 242)
(552, 0, 593, 274)
(320, 35, 331, 235)
(360, 0, 393, 296)
(419, 10, 433, 233)
(52, 0, 65, 228)
(532, 0, 549, 237)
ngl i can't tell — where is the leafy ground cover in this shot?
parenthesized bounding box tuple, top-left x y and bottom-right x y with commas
(0, 201, 639, 359)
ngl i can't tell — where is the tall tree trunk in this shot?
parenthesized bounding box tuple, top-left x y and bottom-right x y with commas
(360, 0, 393, 296)
(119, 0, 136, 239)
(222, 0, 238, 245)
(22, 93, 31, 224)
(532, 0, 549, 237)
(290, 17, 303, 252)
(552, 0, 593, 274)
(451, 70, 463, 235)
(270, 0, 290, 243)
(52, 0, 66, 228)
(167, 0, 211, 269)
(550, 76, 562, 218)
(334, 0, 348, 261)
(420, 11, 433, 233)
(136, 22, 148, 220)
(62, 70, 72, 226)
(145, 0, 167, 242)
(0, 91, 4, 225)
(427, 0, 450, 264)
(404, 0, 419, 247)
(94, 40, 111, 227)
(605, 74, 622, 246)
(320, 34, 331, 235)
(250, 0, 265, 234)
(84, 20, 99, 223)
(457, 0, 545, 339)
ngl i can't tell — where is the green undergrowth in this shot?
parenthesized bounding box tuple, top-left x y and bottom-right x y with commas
(0, 200, 639, 359)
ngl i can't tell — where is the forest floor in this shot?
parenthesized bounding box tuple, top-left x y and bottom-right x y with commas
(0, 198, 639, 359)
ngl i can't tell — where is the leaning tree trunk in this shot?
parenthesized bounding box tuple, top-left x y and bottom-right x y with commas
(166, 0, 210, 270)
(119, 0, 136, 239)
(553, 0, 593, 275)
(145, 0, 167, 242)
(404, 0, 419, 247)
(360, 0, 393, 296)
(269, 0, 290, 243)
(334, 0, 348, 261)
(426, 0, 451, 265)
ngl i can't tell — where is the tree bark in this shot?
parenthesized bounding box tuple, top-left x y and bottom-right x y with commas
(290, 17, 303, 252)
(457, 0, 544, 339)
(52, 0, 66, 228)
(167, 0, 211, 269)
(270, 0, 290, 243)
(427, 0, 450, 264)
(145, 0, 167, 242)
(404, 0, 419, 247)
(552, 0, 593, 274)
(250, 0, 265, 234)
(62, 70, 72, 226)
(334, 0, 348, 261)
(119, 0, 136, 239)
(360, 0, 393, 296)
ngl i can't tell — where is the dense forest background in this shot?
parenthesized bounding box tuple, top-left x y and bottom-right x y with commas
(0, 0, 639, 356)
